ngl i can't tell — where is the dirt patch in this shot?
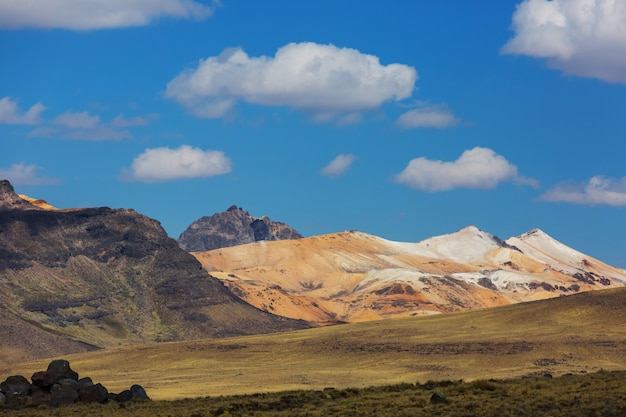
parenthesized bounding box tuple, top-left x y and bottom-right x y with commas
(327, 341, 535, 356)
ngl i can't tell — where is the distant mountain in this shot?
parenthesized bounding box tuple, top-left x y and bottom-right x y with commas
(0, 180, 308, 365)
(192, 226, 626, 324)
(177, 205, 302, 252)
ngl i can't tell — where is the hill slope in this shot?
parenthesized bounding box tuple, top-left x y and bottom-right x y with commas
(192, 227, 626, 323)
(3, 286, 626, 399)
(0, 180, 308, 365)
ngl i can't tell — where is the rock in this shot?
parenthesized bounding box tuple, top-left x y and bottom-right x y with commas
(115, 389, 133, 403)
(130, 384, 149, 400)
(79, 383, 108, 403)
(177, 206, 302, 251)
(31, 371, 56, 388)
(0, 375, 31, 396)
(430, 392, 447, 404)
(29, 386, 51, 407)
(0, 392, 6, 406)
(77, 377, 94, 390)
(49, 384, 78, 407)
(46, 360, 78, 381)
(57, 378, 80, 390)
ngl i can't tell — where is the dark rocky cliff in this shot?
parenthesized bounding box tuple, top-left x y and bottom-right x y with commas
(0, 180, 308, 363)
(178, 205, 303, 252)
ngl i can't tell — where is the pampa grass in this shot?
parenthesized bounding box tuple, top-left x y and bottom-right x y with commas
(3, 370, 626, 416)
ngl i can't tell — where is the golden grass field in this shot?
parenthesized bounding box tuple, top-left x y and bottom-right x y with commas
(1, 287, 626, 401)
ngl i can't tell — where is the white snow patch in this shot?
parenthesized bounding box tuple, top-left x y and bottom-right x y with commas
(506, 229, 586, 273)
(412, 226, 502, 263)
(354, 268, 431, 293)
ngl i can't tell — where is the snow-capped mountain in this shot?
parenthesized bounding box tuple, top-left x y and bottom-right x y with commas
(192, 226, 626, 324)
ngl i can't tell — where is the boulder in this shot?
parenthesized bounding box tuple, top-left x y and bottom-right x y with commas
(57, 378, 80, 390)
(130, 384, 149, 400)
(29, 386, 51, 407)
(0, 375, 31, 396)
(115, 389, 133, 403)
(47, 359, 78, 381)
(31, 371, 56, 388)
(79, 383, 108, 404)
(77, 377, 94, 390)
(48, 384, 78, 407)
(430, 392, 447, 404)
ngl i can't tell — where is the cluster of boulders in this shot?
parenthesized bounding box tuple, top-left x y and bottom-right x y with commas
(0, 359, 149, 409)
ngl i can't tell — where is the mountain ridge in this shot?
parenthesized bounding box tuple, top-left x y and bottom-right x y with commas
(192, 226, 626, 324)
(0, 180, 308, 365)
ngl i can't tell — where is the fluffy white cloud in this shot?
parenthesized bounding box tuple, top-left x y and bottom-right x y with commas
(321, 154, 357, 178)
(165, 42, 417, 120)
(502, 0, 626, 83)
(0, 97, 45, 125)
(0, 163, 59, 185)
(395, 147, 538, 191)
(0, 0, 215, 30)
(395, 103, 460, 129)
(540, 175, 626, 206)
(123, 145, 232, 182)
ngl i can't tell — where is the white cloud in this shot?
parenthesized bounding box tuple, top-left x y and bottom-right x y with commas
(123, 145, 232, 182)
(395, 103, 460, 129)
(0, 0, 216, 30)
(395, 147, 538, 191)
(165, 42, 417, 120)
(321, 154, 357, 178)
(54, 111, 101, 129)
(502, 0, 626, 83)
(110, 113, 157, 128)
(0, 97, 45, 125)
(0, 163, 59, 186)
(28, 109, 154, 140)
(540, 175, 626, 206)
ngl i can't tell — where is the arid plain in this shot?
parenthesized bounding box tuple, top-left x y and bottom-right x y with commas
(2, 287, 625, 400)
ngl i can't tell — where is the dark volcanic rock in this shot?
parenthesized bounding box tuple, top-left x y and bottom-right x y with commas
(0, 375, 31, 396)
(49, 384, 79, 407)
(31, 371, 56, 388)
(0, 180, 309, 360)
(177, 205, 302, 252)
(78, 383, 108, 403)
(130, 384, 149, 400)
(47, 360, 78, 382)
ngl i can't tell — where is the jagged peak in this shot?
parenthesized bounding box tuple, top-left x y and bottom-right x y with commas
(0, 180, 40, 211)
(518, 228, 551, 240)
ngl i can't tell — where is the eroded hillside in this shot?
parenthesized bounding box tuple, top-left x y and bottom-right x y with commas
(192, 227, 626, 324)
(0, 180, 308, 364)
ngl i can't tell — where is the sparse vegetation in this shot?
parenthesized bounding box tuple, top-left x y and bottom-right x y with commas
(2, 370, 626, 416)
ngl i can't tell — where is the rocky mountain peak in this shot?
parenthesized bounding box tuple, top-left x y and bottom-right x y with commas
(178, 206, 303, 252)
(0, 180, 39, 211)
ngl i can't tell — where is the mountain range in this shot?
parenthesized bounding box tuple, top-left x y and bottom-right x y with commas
(2, 178, 625, 364)
(191, 226, 626, 324)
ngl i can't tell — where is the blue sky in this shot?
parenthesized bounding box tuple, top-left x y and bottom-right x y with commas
(2, 0, 626, 267)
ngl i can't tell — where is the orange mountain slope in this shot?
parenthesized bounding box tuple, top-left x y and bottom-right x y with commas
(192, 227, 626, 324)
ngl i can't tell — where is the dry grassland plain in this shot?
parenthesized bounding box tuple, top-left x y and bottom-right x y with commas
(1, 288, 625, 401)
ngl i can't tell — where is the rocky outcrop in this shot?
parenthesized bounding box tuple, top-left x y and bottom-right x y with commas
(0, 359, 147, 409)
(0, 180, 308, 363)
(177, 205, 302, 252)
